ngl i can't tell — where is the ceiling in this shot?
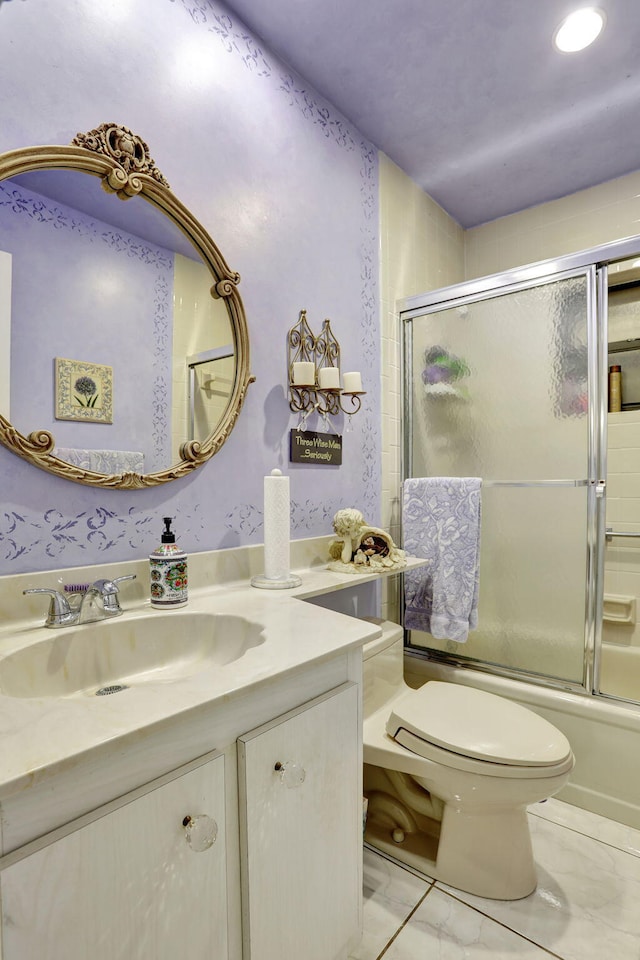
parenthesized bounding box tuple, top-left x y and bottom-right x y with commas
(224, 0, 640, 228)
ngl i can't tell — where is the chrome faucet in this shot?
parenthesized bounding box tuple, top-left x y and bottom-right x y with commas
(24, 575, 137, 628)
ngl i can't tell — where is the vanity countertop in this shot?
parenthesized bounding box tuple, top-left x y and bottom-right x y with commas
(0, 557, 425, 804)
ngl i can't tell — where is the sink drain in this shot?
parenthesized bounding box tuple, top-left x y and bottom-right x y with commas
(95, 683, 129, 696)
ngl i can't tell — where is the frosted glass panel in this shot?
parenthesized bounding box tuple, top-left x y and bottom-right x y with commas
(408, 486, 588, 684)
(410, 275, 589, 481)
(405, 270, 593, 686)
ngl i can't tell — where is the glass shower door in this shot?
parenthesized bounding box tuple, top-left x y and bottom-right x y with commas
(403, 267, 600, 688)
(597, 271, 640, 701)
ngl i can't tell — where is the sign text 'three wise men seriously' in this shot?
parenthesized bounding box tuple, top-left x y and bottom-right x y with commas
(290, 430, 342, 466)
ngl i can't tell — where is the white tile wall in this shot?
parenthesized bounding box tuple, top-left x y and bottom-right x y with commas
(465, 170, 640, 280)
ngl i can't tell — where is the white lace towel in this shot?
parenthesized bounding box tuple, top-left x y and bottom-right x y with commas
(403, 477, 482, 643)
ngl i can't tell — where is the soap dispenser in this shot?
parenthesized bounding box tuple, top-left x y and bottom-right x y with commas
(149, 517, 188, 608)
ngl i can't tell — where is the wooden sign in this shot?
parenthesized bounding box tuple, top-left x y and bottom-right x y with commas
(290, 429, 342, 465)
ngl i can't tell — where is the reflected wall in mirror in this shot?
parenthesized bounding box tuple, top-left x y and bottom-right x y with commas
(0, 122, 252, 489)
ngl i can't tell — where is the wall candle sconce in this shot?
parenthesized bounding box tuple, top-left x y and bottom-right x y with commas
(287, 309, 365, 427)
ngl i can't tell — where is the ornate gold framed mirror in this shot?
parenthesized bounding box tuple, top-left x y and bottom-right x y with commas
(0, 122, 253, 488)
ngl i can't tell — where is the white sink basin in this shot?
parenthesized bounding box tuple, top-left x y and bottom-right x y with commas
(0, 612, 265, 699)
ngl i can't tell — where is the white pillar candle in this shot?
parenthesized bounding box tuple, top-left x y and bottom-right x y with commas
(342, 371, 363, 393)
(318, 366, 340, 389)
(292, 361, 315, 385)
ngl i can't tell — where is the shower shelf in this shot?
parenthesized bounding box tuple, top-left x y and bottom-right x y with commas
(423, 383, 468, 400)
(607, 340, 640, 410)
(603, 594, 636, 625)
(608, 338, 640, 354)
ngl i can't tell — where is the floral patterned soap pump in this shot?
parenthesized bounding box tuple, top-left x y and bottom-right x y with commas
(149, 517, 188, 608)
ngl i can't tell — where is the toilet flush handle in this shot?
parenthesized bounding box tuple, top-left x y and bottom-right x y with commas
(274, 760, 306, 789)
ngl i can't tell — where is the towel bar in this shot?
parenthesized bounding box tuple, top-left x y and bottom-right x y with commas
(482, 479, 589, 487)
(606, 528, 640, 541)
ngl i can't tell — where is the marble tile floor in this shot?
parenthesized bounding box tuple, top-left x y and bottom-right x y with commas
(350, 798, 640, 960)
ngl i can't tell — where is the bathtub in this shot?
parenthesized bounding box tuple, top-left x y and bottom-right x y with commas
(405, 650, 640, 831)
(599, 642, 640, 702)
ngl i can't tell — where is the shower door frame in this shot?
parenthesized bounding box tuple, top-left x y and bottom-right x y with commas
(400, 233, 640, 700)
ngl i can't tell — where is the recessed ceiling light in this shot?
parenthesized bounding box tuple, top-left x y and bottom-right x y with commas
(554, 7, 605, 52)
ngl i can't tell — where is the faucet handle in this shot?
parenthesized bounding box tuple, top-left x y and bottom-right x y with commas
(93, 574, 137, 614)
(23, 588, 74, 628)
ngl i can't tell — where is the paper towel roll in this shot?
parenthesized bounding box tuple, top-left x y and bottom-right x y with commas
(264, 468, 291, 580)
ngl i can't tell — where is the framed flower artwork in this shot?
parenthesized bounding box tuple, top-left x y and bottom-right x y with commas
(55, 357, 113, 423)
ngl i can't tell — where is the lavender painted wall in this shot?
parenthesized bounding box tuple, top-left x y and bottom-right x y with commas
(1, 179, 174, 472)
(0, 0, 380, 574)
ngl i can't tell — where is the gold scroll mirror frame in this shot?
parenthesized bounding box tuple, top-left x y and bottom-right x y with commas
(0, 122, 253, 489)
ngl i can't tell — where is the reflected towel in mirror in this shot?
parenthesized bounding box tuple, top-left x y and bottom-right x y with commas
(55, 448, 144, 474)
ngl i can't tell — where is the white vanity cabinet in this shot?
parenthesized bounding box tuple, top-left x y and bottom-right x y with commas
(0, 752, 228, 960)
(238, 682, 361, 960)
(0, 618, 366, 960)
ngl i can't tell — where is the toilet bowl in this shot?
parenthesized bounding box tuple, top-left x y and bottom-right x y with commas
(362, 620, 574, 900)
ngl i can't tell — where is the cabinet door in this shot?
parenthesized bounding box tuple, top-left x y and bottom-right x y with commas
(238, 683, 360, 960)
(1, 753, 227, 960)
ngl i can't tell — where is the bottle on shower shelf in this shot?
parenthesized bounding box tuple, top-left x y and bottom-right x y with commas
(609, 364, 622, 413)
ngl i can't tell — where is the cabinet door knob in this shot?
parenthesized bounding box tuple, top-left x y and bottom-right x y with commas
(274, 760, 306, 788)
(182, 814, 218, 851)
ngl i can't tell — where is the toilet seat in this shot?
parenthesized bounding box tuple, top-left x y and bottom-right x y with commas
(386, 681, 572, 771)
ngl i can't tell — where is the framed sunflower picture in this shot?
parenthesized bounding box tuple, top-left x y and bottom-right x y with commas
(55, 357, 113, 424)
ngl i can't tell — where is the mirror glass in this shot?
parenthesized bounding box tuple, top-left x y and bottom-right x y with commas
(0, 123, 251, 488)
(1, 169, 234, 476)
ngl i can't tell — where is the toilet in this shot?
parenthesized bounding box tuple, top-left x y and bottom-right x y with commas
(362, 620, 574, 900)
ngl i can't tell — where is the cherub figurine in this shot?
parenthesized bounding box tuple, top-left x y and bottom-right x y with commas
(328, 508, 406, 574)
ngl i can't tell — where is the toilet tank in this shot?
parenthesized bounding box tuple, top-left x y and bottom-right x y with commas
(362, 619, 406, 719)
